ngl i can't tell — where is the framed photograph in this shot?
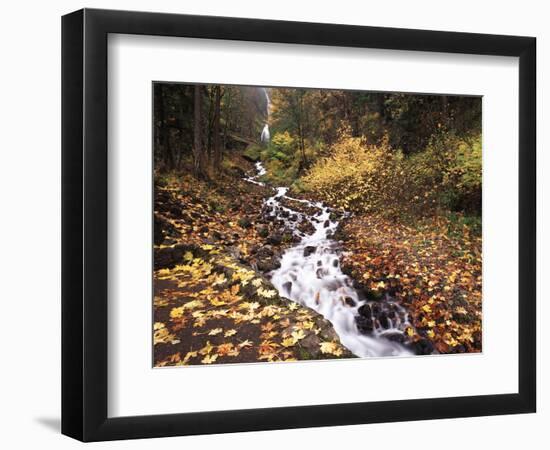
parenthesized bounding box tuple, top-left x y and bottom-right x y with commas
(62, 8, 536, 441)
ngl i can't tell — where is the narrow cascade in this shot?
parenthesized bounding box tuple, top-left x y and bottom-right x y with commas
(261, 124, 270, 143)
(247, 162, 414, 358)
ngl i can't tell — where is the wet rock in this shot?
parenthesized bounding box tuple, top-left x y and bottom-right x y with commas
(384, 332, 405, 343)
(282, 232, 294, 244)
(356, 316, 374, 334)
(303, 246, 317, 257)
(332, 259, 339, 267)
(358, 304, 372, 318)
(343, 297, 356, 307)
(256, 245, 274, 259)
(212, 230, 225, 241)
(451, 344, 467, 354)
(379, 312, 390, 329)
(282, 281, 292, 296)
(154, 213, 177, 245)
(323, 220, 330, 228)
(238, 217, 252, 228)
(267, 233, 282, 245)
(410, 338, 435, 355)
(297, 220, 315, 235)
(154, 243, 202, 270)
(256, 225, 269, 238)
(256, 257, 281, 272)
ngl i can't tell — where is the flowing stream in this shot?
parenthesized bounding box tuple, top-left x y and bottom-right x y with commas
(247, 162, 414, 358)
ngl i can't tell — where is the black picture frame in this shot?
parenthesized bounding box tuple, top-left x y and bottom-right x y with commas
(62, 8, 536, 442)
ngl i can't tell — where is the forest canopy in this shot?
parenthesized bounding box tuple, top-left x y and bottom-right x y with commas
(154, 83, 481, 221)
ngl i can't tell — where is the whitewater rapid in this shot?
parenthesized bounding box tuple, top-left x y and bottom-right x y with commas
(248, 162, 414, 358)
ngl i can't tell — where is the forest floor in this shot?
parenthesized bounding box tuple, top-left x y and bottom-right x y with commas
(153, 156, 482, 366)
(153, 158, 352, 367)
(338, 215, 482, 354)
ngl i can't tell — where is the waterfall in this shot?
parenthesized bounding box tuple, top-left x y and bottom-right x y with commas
(261, 124, 270, 143)
(262, 87, 271, 117)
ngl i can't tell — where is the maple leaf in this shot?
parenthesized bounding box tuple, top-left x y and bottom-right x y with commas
(171, 317, 188, 331)
(184, 300, 204, 310)
(217, 343, 234, 356)
(291, 330, 306, 341)
(153, 327, 180, 345)
(170, 307, 185, 319)
(261, 322, 276, 332)
(238, 340, 253, 349)
(157, 268, 171, 279)
(261, 331, 278, 340)
(182, 351, 198, 364)
(280, 318, 291, 328)
(259, 340, 279, 356)
(261, 305, 278, 317)
(210, 297, 227, 306)
(281, 337, 297, 347)
(201, 354, 219, 364)
(319, 341, 342, 356)
(257, 287, 277, 298)
(199, 341, 214, 355)
(230, 284, 240, 295)
(193, 317, 207, 328)
(211, 273, 227, 286)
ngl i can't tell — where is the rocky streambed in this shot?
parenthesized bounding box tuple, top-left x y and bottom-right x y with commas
(245, 162, 425, 358)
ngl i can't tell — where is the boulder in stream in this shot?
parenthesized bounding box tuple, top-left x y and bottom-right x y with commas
(267, 233, 282, 245)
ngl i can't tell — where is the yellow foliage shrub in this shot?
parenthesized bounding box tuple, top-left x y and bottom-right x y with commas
(301, 129, 481, 218)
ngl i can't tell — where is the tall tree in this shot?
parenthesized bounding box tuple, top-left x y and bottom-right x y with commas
(160, 85, 175, 170)
(212, 86, 222, 170)
(193, 84, 206, 178)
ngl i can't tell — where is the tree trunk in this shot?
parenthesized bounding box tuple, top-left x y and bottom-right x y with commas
(193, 84, 205, 178)
(212, 86, 222, 170)
(160, 85, 174, 170)
(298, 92, 307, 167)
